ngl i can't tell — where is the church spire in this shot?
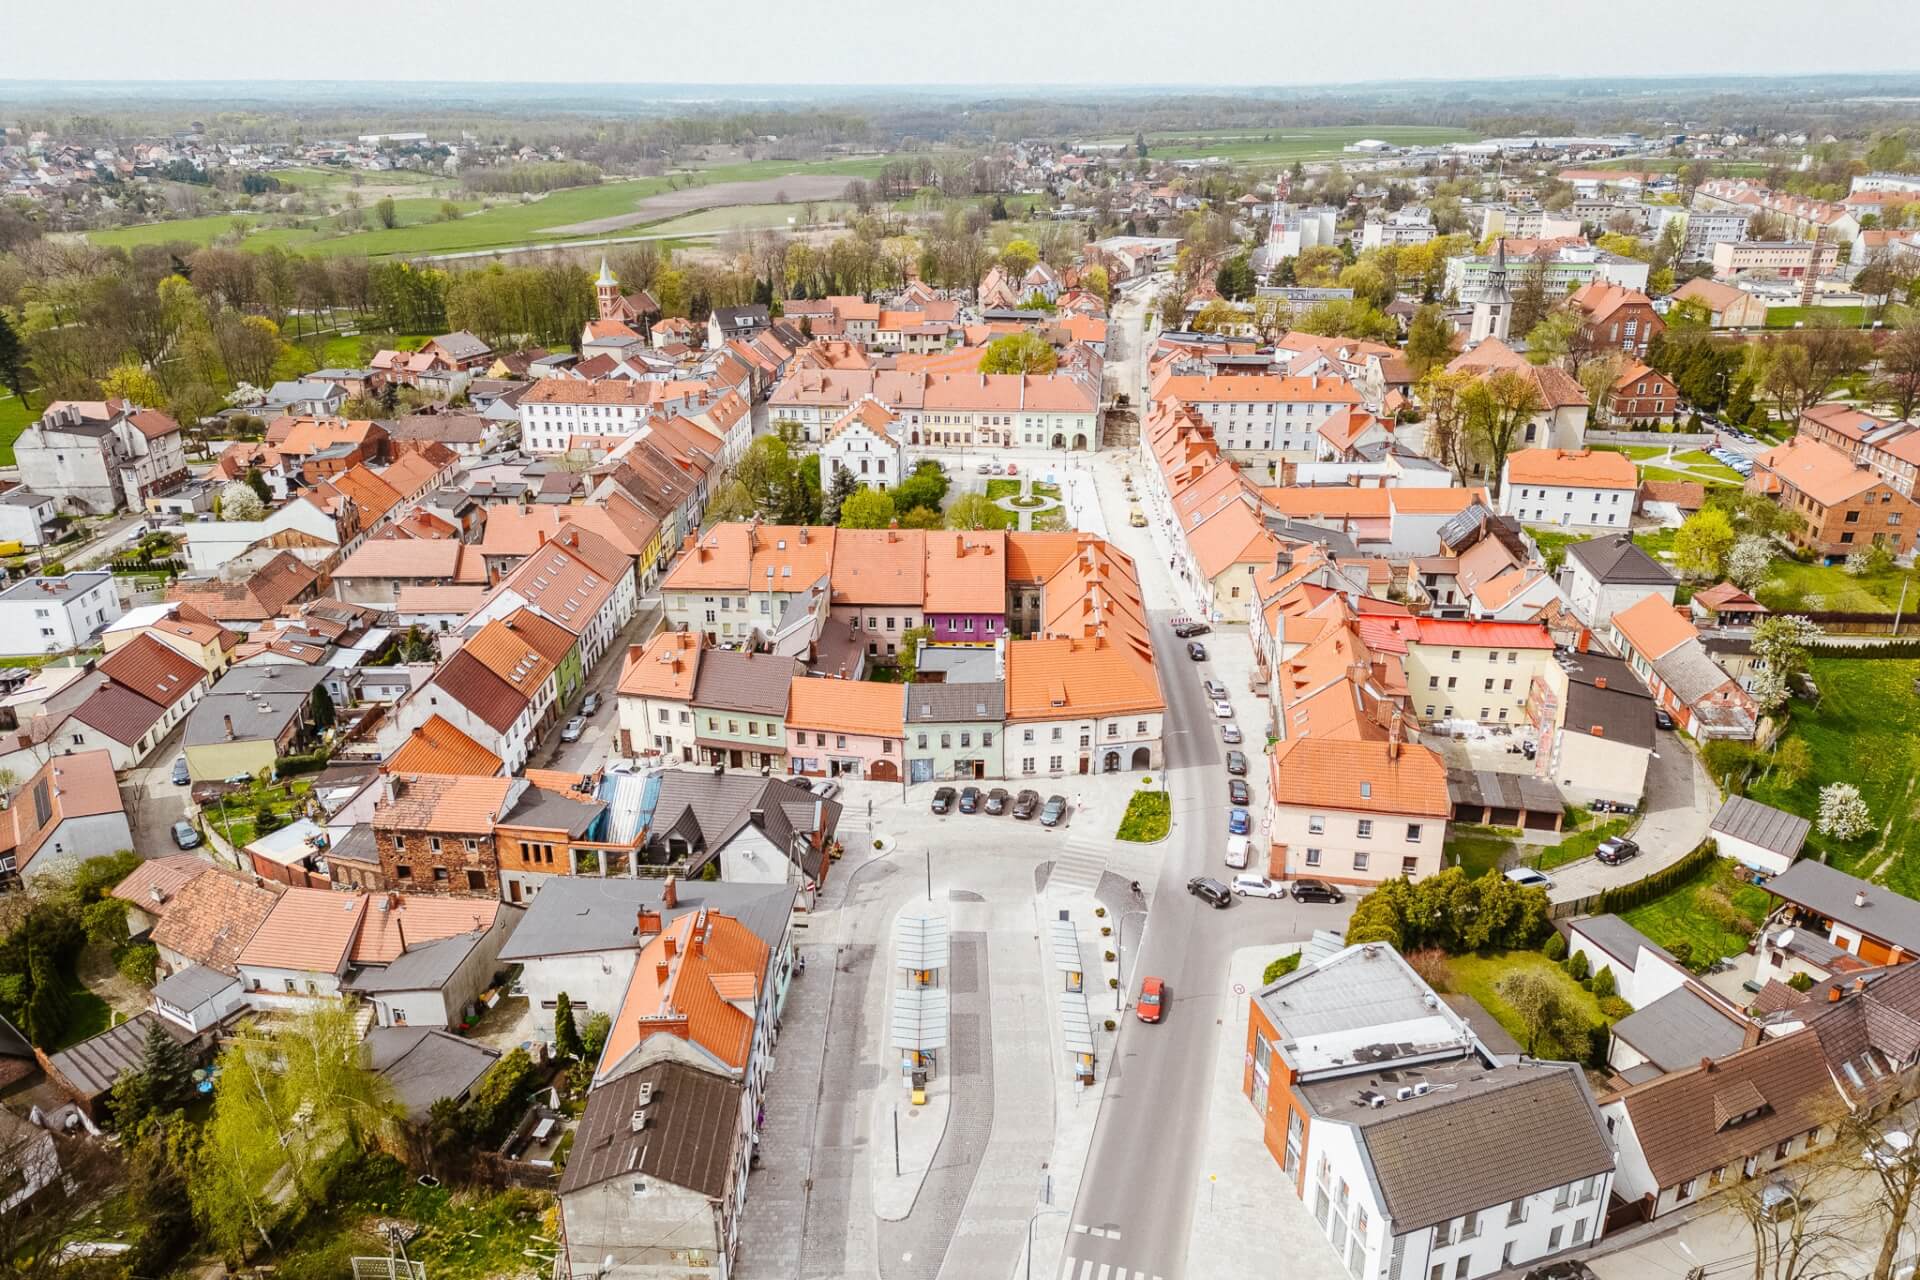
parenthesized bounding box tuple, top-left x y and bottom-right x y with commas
(595, 255, 618, 288)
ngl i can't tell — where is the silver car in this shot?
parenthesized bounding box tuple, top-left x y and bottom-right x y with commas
(559, 716, 587, 743)
(1232, 874, 1288, 900)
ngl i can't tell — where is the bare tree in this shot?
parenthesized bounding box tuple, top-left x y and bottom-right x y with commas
(1723, 1117, 1879, 1280)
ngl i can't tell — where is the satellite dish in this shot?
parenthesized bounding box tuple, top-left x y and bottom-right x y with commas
(1777, 928, 1796, 949)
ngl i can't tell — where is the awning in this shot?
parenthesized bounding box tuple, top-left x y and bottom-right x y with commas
(1050, 917, 1085, 975)
(1059, 992, 1095, 1057)
(894, 909, 950, 972)
(892, 988, 950, 1052)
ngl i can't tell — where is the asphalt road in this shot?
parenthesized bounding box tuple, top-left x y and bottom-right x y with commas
(534, 600, 662, 772)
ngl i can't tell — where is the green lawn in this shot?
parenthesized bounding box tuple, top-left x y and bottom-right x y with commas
(1445, 825, 1519, 879)
(1445, 950, 1605, 1061)
(52, 981, 115, 1050)
(1123, 125, 1478, 166)
(1752, 558, 1920, 614)
(1640, 462, 1741, 487)
(1030, 505, 1073, 531)
(1766, 305, 1873, 330)
(1531, 817, 1633, 872)
(1747, 657, 1920, 895)
(1116, 790, 1171, 842)
(1622, 857, 1772, 968)
(0, 392, 31, 466)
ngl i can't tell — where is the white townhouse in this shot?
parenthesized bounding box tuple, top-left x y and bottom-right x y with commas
(1499, 449, 1639, 529)
(0, 573, 123, 656)
(1152, 372, 1362, 467)
(818, 397, 906, 493)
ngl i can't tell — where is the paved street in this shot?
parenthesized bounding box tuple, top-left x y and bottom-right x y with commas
(534, 597, 662, 772)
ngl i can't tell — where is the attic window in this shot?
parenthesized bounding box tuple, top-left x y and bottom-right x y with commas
(1360, 782, 1372, 798)
(1711, 1081, 1770, 1131)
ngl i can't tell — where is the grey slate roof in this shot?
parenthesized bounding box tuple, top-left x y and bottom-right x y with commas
(559, 1059, 741, 1198)
(1560, 671, 1654, 750)
(504, 787, 605, 838)
(641, 771, 840, 879)
(1766, 860, 1920, 950)
(1650, 639, 1735, 705)
(1710, 795, 1811, 860)
(906, 682, 1005, 724)
(1445, 768, 1563, 815)
(0, 572, 112, 604)
(498, 876, 796, 962)
(151, 963, 239, 1011)
(1566, 533, 1676, 585)
(345, 930, 486, 994)
(47, 1011, 192, 1097)
(366, 1026, 500, 1120)
(1569, 913, 1678, 969)
(1611, 985, 1749, 1072)
(690, 649, 802, 717)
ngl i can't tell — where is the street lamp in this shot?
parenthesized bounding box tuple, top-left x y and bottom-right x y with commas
(1114, 909, 1148, 1012)
(1026, 1207, 1070, 1280)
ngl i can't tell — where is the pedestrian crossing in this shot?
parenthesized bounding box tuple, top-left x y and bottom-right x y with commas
(1047, 829, 1109, 895)
(1059, 1257, 1163, 1280)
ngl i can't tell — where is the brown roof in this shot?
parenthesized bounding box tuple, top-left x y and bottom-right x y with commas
(433, 650, 528, 733)
(1608, 1028, 1839, 1189)
(96, 633, 206, 711)
(238, 886, 367, 973)
(387, 715, 504, 777)
(66, 676, 167, 745)
(1639, 480, 1706, 511)
(351, 894, 498, 965)
(110, 854, 213, 917)
(6, 749, 126, 871)
(690, 649, 801, 718)
(559, 1059, 742, 1198)
(167, 551, 319, 623)
(150, 869, 282, 974)
(376, 774, 516, 835)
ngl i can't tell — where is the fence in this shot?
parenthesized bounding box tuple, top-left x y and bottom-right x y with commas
(1588, 429, 1715, 448)
(1548, 839, 1720, 922)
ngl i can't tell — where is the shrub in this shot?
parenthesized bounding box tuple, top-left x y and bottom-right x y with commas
(1597, 995, 1633, 1020)
(1591, 966, 1618, 999)
(1543, 933, 1568, 961)
(1786, 972, 1815, 992)
(1406, 947, 1452, 992)
(1565, 951, 1591, 982)
(1598, 841, 1717, 915)
(1262, 952, 1303, 984)
(1702, 740, 1760, 792)
(1103, 1019, 1117, 1031)
(1669, 940, 1695, 969)
(1104, 950, 1116, 962)
(117, 942, 159, 988)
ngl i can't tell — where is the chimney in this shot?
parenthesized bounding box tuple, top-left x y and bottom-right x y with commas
(1590, 725, 1604, 737)
(663, 874, 678, 907)
(655, 959, 671, 983)
(1594, 676, 1606, 690)
(638, 907, 662, 935)
(1387, 708, 1403, 761)
(1856, 889, 1869, 908)
(1575, 628, 1592, 654)
(1742, 1020, 1764, 1050)
(223, 714, 235, 741)
(663, 934, 677, 959)
(1855, 976, 1869, 993)
(1700, 1057, 1715, 1073)
(1828, 985, 1844, 1003)
(690, 924, 705, 959)
(799, 527, 809, 544)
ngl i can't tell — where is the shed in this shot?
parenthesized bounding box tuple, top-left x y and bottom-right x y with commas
(1445, 768, 1564, 832)
(1709, 795, 1810, 876)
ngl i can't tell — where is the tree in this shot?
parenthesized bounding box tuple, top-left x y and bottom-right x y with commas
(81, 897, 128, 948)
(944, 493, 1003, 531)
(1753, 614, 1823, 687)
(704, 479, 756, 525)
(821, 464, 858, 525)
(1296, 299, 1397, 342)
(895, 624, 934, 680)
(839, 487, 896, 529)
(1673, 507, 1737, 580)
(1818, 782, 1871, 840)
(374, 197, 398, 229)
(1494, 969, 1586, 1057)
(0, 309, 28, 403)
(1404, 304, 1455, 377)
(116, 1015, 195, 1129)
(98, 359, 164, 407)
(1870, 324, 1920, 421)
(1213, 253, 1256, 301)
(308, 682, 335, 730)
(1293, 245, 1345, 288)
(1577, 353, 1627, 427)
(1728, 535, 1778, 591)
(1762, 317, 1874, 418)
(1724, 1143, 1858, 1280)
(1847, 543, 1895, 577)
(1509, 251, 1554, 339)
(1462, 369, 1544, 495)
(1416, 368, 1478, 484)
(893, 460, 950, 515)
(977, 331, 1057, 375)
(1082, 265, 1110, 303)
(554, 992, 584, 1062)
(1772, 737, 1813, 790)
(998, 239, 1039, 280)
(899, 506, 943, 529)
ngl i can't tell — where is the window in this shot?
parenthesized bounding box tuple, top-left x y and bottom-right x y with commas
(917, 734, 928, 749)
(941, 733, 952, 749)
(1352, 851, 1369, 871)
(1677, 1178, 1696, 1200)
(1446, 676, 1457, 690)
(984, 732, 994, 747)
(1136, 720, 1147, 734)
(1507, 1196, 1527, 1225)
(1710, 1165, 1727, 1186)
(1357, 819, 1373, 839)
(1454, 1259, 1470, 1280)
(1428, 676, 1439, 689)
(1573, 1218, 1589, 1245)
(836, 735, 846, 748)
(1305, 847, 1322, 866)
(1774, 1139, 1792, 1160)
(394, 834, 407, 852)
(429, 836, 442, 854)
(1308, 815, 1325, 834)
(1484, 678, 1494, 691)
(467, 870, 486, 891)
(1049, 755, 1063, 772)
(1402, 856, 1419, 875)
(1548, 1226, 1563, 1252)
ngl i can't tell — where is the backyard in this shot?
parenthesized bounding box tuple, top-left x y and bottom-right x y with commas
(0, 391, 30, 465)
(1441, 949, 1606, 1062)
(1620, 856, 1772, 968)
(204, 777, 316, 850)
(1751, 559, 1920, 615)
(1745, 657, 1920, 895)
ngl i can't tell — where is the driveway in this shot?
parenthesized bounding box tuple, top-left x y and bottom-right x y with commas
(1548, 728, 1718, 905)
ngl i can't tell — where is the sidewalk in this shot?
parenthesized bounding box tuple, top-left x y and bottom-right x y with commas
(1184, 946, 1347, 1280)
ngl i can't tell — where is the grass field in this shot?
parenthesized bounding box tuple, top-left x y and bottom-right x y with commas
(1121, 125, 1478, 166)
(1752, 558, 1920, 614)
(53, 980, 116, 1050)
(1116, 790, 1171, 842)
(0, 392, 31, 465)
(1766, 305, 1873, 329)
(1641, 462, 1741, 486)
(1748, 658, 1920, 896)
(1622, 857, 1771, 967)
(1445, 950, 1604, 1060)
(1445, 825, 1520, 878)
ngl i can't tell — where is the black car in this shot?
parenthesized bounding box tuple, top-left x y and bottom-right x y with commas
(931, 786, 958, 814)
(1187, 641, 1207, 661)
(1595, 836, 1641, 866)
(1040, 794, 1068, 827)
(958, 786, 981, 814)
(1012, 789, 1041, 820)
(1187, 876, 1233, 909)
(984, 787, 1009, 815)
(1290, 878, 1346, 904)
(1228, 778, 1250, 805)
(1172, 618, 1211, 638)
(1226, 749, 1247, 776)
(1654, 708, 1676, 731)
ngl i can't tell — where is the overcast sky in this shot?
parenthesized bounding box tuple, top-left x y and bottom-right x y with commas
(3, 0, 1915, 86)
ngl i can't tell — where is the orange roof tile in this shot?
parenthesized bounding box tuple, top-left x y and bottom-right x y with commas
(1004, 531, 1086, 585)
(1187, 501, 1285, 581)
(1755, 435, 1885, 507)
(785, 676, 903, 738)
(463, 615, 557, 693)
(598, 910, 770, 1079)
(618, 632, 701, 700)
(387, 715, 504, 778)
(829, 529, 925, 605)
(1610, 593, 1699, 662)
(238, 887, 367, 973)
(1271, 737, 1452, 817)
(1503, 449, 1637, 489)
(376, 773, 517, 835)
(923, 530, 1007, 614)
(350, 893, 498, 965)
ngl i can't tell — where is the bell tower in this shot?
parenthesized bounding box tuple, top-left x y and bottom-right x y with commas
(595, 256, 620, 321)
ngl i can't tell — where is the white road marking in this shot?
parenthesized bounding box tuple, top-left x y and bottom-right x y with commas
(1073, 1224, 1089, 1235)
(1076, 1260, 1092, 1280)
(1096, 1265, 1111, 1280)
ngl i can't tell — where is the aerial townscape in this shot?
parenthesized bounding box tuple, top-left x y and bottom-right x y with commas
(8, 8, 1920, 1280)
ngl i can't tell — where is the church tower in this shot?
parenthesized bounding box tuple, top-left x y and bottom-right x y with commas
(1469, 238, 1513, 344)
(595, 256, 620, 321)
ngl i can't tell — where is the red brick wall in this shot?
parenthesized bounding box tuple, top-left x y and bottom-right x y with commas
(376, 827, 499, 897)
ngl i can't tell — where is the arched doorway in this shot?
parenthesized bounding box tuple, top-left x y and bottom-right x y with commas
(1072, 433, 1088, 450)
(1131, 746, 1152, 769)
(1051, 432, 1065, 448)
(868, 758, 899, 782)
(1103, 750, 1121, 773)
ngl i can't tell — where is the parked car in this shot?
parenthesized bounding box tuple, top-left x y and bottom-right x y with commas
(984, 787, 1009, 815)
(1225, 835, 1251, 869)
(1595, 836, 1640, 866)
(1130, 508, 1148, 528)
(1007, 463, 1018, 475)
(1012, 789, 1041, 819)
(1228, 778, 1250, 805)
(1228, 807, 1250, 835)
(1212, 699, 1234, 719)
(1203, 678, 1229, 701)
(958, 786, 981, 814)
(1187, 876, 1233, 909)
(1226, 749, 1247, 776)
(171, 820, 203, 850)
(1136, 975, 1166, 1023)
(581, 692, 602, 717)
(1221, 723, 1243, 745)
(560, 716, 587, 743)
(1171, 618, 1211, 638)
(1866, 1130, 1913, 1170)
(1187, 641, 1207, 661)
(1040, 794, 1068, 827)
(976, 461, 991, 474)
(932, 786, 958, 814)
(1654, 708, 1676, 731)
(810, 779, 841, 801)
(1504, 866, 1554, 889)
(1232, 874, 1288, 900)
(170, 756, 190, 785)
(1290, 878, 1346, 904)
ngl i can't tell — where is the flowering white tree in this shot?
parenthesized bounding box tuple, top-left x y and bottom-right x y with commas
(219, 480, 265, 522)
(1817, 782, 1871, 841)
(1727, 536, 1776, 592)
(1750, 664, 1790, 716)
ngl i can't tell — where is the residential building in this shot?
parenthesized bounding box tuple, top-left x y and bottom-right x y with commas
(1762, 860, 1920, 972)
(708, 304, 771, 349)
(617, 632, 703, 763)
(374, 774, 524, 899)
(492, 780, 607, 905)
(1795, 402, 1920, 500)
(786, 676, 905, 781)
(690, 649, 804, 771)
(1499, 449, 1639, 528)
(181, 663, 328, 782)
(1146, 371, 1361, 465)
(1268, 736, 1450, 885)
(0, 489, 58, 548)
(1608, 594, 1757, 740)
(905, 683, 1006, 782)
(13, 400, 188, 513)
(419, 331, 494, 372)
(0, 749, 132, 887)
(1749, 433, 1920, 560)
(1527, 649, 1655, 808)
(829, 528, 928, 666)
(1711, 240, 1838, 279)
(167, 551, 322, 630)
(101, 602, 238, 676)
(330, 537, 488, 605)
(342, 893, 519, 1028)
(1447, 240, 1651, 297)
(1569, 282, 1664, 359)
(1445, 341, 1591, 453)
(1401, 618, 1558, 728)
(925, 531, 1008, 643)
(0, 572, 122, 655)
(768, 364, 1102, 450)
(1244, 943, 1615, 1280)
(1606, 362, 1681, 425)
(663, 524, 836, 648)
(817, 397, 905, 492)
(149, 868, 280, 977)
(1672, 278, 1769, 329)
(1564, 534, 1678, 631)
(36, 632, 212, 770)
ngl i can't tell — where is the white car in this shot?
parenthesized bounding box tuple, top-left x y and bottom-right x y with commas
(1225, 835, 1251, 870)
(1504, 866, 1554, 889)
(1866, 1130, 1913, 1170)
(1232, 874, 1288, 900)
(1212, 699, 1233, 719)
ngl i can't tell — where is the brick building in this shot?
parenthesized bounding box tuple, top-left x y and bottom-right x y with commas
(1750, 434, 1920, 561)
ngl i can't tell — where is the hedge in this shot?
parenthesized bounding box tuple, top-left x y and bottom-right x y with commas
(1807, 639, 1920, 659)
(1595, 840, 1718, 915)
(274, 750, 331, 777)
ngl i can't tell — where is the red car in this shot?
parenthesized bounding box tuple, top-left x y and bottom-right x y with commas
(1136, 976, 1166, 1023)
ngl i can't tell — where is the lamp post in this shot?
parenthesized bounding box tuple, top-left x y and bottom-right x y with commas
(1026, 1207, 1070, 1280)
(1115, 909, 1148, 1012)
